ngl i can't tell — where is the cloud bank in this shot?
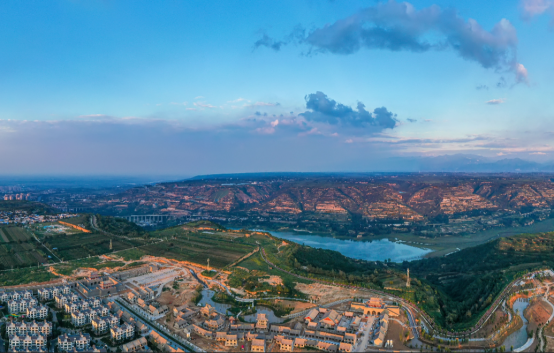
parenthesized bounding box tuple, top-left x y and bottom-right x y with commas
(300, 91, 397, 130)
(256, 0, 528, 83)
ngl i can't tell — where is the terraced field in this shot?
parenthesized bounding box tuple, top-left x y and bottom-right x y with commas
(0, 226, 48, 269)
(116, 228, 256, 268)
(46, 232, 147, 261)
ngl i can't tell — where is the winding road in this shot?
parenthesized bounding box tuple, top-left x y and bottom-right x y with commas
(259, 247, 541, 341)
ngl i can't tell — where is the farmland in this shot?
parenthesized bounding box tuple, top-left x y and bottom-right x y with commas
(115, 226, 257, 268)
(44, 231, 147, 261)
(0, 226, 49, 269)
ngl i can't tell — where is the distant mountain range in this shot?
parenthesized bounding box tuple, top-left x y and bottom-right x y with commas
(385, 155, 554, 173)
(190, 155, 554, 180)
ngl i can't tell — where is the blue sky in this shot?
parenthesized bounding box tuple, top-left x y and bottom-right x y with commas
(1, 0, 554, 175)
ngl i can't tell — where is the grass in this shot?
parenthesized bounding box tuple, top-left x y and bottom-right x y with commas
(46, 232, 146, 261)
(53, 258, 127, 275)
(0, 267, 58, 286)
(237, 251, 313, 285)
(115, 248, 146, 261)
(143, 227, 256, 268)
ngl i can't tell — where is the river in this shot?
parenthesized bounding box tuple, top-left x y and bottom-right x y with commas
(502, 299, 530, 350)
(264, 230, 432, 263)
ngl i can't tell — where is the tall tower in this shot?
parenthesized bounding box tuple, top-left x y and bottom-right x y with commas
(406, 268, 411, 287)
(207, 258, 210, 272)
(109, 239, 113, 251)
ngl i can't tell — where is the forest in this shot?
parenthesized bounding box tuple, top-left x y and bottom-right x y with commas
(95, 214, 147, 237)
(267, 230, 554, 330)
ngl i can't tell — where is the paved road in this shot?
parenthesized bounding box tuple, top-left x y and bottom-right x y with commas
(354, 317, 374, 352)
(260, 247, 545, 341)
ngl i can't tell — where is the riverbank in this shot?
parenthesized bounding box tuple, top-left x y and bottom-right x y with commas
(231, 217, 554, 259)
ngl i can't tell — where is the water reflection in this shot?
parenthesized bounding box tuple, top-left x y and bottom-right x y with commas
(502, 299, 530, 350)
(243, 306, 285, 324)
(198, 289, 284, 322)
(267, 230, 432, 262)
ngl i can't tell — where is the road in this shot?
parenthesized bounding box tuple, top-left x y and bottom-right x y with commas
(354, 317, 374, 352)
(259, 247, 541, 341)
(260, 248, 422, 338)
(536, 296, 554, 352)
(26, 227, 63, 263)
(114, 297, 203, 352)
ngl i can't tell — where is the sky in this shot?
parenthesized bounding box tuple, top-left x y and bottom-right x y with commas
(1, 0, 554, 175)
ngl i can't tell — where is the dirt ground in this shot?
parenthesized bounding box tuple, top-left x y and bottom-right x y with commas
(273, 299, 316, 314)
(157, 278, 200, 308)
(525, 298, 553, 329)
(295, 282, 377, 304)
(479, 310, 509, 338)
(385, 320, 412, 350)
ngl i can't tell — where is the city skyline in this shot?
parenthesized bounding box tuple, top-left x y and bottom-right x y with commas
(1, 0, 554, 175)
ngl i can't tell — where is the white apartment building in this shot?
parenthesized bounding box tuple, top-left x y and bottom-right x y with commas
(6, 320, 52, 337)
(8, 298, 38, 314)
(26, 305, 49, 319)
(92, 315, 120, 334)
(110, 323, 135, 341)
(9, 334, 46, 352)
(57, 333, 91, 352)
(71, 311, 87, 327)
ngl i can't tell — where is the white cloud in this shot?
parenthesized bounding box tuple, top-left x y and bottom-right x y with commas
(486, 98, 506, 105)
(521, 0, 554, 18)
(193, 102, 217, 109)
(170, 102, 188, 106)
(194, 96, 204, 100)
(228, 98, 250, 103)
(244, 101, 281, 108)
(515, 63, 529, 85)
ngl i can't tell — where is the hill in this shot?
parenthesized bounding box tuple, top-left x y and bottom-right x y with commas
(263, 228, 554, 330)
(0, 200, 55, 214)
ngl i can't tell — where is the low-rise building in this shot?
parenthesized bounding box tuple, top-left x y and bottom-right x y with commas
(71, 311, 87, 327)
(203, 315, 225, 331)
(255, 313, 268, 331)
(26, 305, 48, 319)
(92, 315, 119, 334)
(251, 338, 265, 352)
(121, 337, 149, 352)
(57, 333, 91, 352)
(6, 320, 52, 337)
(8, 334, 46, 352)
(111, 323, 135, 341)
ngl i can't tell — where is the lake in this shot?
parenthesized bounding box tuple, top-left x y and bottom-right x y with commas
(265, 230, 432, 262)
(502, 299, 530, 351)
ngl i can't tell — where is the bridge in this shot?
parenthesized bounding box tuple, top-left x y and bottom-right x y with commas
(120, 215, 173, 223)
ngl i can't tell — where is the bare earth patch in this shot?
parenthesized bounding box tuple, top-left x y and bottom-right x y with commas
(295, 282, 380, 304)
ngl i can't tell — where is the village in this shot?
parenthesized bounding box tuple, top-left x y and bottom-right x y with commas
(0, 251, 417, 353)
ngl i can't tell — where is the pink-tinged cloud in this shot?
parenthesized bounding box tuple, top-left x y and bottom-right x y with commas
(515, 63, 529, 84)
(255, 119, 279, 134)
(521, 0, 554, 21)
